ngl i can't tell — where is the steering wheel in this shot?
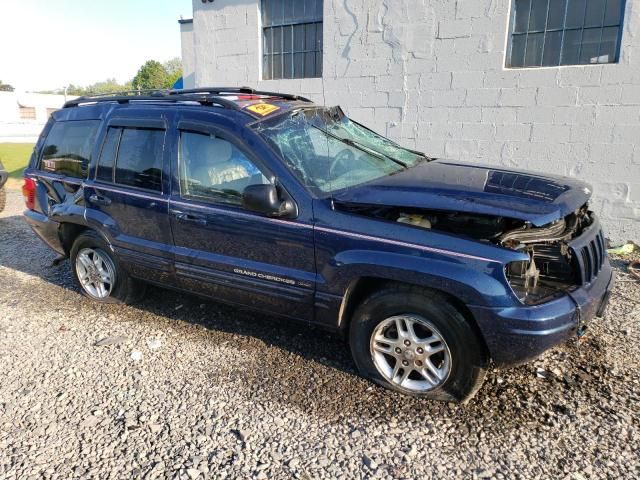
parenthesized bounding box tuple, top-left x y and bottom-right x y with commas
(329, 148, 355, 179)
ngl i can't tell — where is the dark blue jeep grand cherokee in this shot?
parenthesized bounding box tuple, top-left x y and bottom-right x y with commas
(23, 88, 614, 402)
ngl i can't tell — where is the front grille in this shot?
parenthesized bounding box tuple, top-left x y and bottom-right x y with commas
(533, 244, 579, 285)
(572, 228, 606, 284)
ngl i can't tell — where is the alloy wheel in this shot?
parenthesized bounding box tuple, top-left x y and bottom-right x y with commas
(370, 314, 452, 392)
(75, 248, 116, 299)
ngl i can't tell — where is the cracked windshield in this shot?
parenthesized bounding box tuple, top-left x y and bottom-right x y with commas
(254, 107, 428, 193)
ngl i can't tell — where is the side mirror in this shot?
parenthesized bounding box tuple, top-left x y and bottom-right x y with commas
(242, 183, 297, 218)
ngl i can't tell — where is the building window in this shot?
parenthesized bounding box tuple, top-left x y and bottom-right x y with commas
(507, 0, 626, 68)
(262, 0, 323, 80)
(19, 106, 37, 120)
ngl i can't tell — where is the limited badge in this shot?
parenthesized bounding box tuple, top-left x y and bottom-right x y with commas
(245, 103, 280, 116)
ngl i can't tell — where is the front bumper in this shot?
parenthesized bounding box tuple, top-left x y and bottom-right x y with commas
(469, 259, 615, 367)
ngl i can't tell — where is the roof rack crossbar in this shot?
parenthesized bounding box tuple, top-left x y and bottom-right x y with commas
(63, 94, 241, 110)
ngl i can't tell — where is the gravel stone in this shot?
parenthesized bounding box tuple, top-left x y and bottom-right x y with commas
(149, 423, 162, 434)
(94, 335, 128, 347)
(186, 468, 200, 479)
(363, 454, 377, 470)
(130, 350, 143, 362)
(146, 338, 162, 350)
(0, 190, 639, 479)
(80, 416, 100, 428)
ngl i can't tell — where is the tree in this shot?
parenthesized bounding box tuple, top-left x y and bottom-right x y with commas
(0, 80, 15, 92)
(31, 57, 183, 96)
(164, 58, 183, 88)
(131, 59, 183, 90)
(85, 78, 132, 94)
(132, 60, 171, 90)
(65, 84, 87, 96)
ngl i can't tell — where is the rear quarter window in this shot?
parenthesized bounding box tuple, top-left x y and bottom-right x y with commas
(40, 120, 101, 178)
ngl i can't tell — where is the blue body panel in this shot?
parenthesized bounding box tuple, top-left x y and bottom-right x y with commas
(470, 261, 614, 366)
(22, 101, 615, 368)
(165, 108, 317, 320)
(333, 160, 592, 227)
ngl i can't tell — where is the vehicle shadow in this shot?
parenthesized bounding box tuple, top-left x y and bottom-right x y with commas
(0, 214, 374, 410)
(0, 213, 617, 426)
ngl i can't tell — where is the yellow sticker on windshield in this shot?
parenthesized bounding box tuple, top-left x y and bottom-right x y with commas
(246, 103, 280, 116)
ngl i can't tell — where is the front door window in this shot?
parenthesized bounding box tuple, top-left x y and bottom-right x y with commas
(179, 131, 269, 205)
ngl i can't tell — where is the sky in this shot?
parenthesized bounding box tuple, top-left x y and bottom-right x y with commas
(0, 0, 193, 92)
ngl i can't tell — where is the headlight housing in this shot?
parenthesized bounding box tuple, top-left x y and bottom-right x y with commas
(505, 256, 566, 305)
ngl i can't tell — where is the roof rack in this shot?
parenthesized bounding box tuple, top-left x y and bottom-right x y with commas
(171, 87, 313, 103)
(63, 87, 313, 109)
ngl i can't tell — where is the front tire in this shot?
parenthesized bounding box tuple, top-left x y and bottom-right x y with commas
(70, 231, 145, 304)
(349, 285, 488, 402)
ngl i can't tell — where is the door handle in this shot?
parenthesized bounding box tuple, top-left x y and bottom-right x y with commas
(175, 212, 207, 226)
(89, 194, 111, 206)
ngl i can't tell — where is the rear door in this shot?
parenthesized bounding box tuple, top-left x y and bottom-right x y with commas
(168, 115, 317, 320)
(83, 110, 174, 284)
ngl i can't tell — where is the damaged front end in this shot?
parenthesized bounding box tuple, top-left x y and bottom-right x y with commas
(335, 202, 598, 305)
(500, 206, 594, 304)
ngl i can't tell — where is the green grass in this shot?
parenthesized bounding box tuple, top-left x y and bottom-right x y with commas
(0, 143, 34, 182)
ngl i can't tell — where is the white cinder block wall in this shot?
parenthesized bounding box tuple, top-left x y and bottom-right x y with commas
(179, 20, 196, 89)
(187, 0, 640, 243)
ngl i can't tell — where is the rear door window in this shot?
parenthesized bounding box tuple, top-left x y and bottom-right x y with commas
(96, 127, 120, 183)
(40, 120, 100, 178)
(95, 127, 165, 192)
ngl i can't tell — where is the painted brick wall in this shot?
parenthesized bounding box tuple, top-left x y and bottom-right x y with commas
(189, 0, 640, 243)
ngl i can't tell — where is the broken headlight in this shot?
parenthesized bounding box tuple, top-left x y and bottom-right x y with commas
(505, 255, 564, 305)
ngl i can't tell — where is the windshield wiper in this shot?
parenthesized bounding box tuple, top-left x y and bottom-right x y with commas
(311, 125, 408, 169)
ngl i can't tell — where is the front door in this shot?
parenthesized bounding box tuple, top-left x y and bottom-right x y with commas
(168, 118, 316, 320)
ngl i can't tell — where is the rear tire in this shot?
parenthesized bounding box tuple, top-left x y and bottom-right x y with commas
(349, 285, 488, 402)
(0, 188, 6, 213)
(70, 231, 145, 304)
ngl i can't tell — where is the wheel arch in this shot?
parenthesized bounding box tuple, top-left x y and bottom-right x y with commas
(338, 276, 491, 359)
(58, 222, 113, 257)
(59, 223, 89, 256)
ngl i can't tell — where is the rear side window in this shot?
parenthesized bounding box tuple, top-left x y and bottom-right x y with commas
(41, 120, 100, 178)
(96, 127, 165, 192)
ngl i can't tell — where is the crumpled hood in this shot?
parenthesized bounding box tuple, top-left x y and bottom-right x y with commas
(333, 159, 592, 226)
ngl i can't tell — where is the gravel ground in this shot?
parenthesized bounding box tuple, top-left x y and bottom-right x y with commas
(1, 189, 639, 480)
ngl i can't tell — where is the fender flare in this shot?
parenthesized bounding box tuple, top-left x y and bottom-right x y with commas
(320, 250, 517, 328)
